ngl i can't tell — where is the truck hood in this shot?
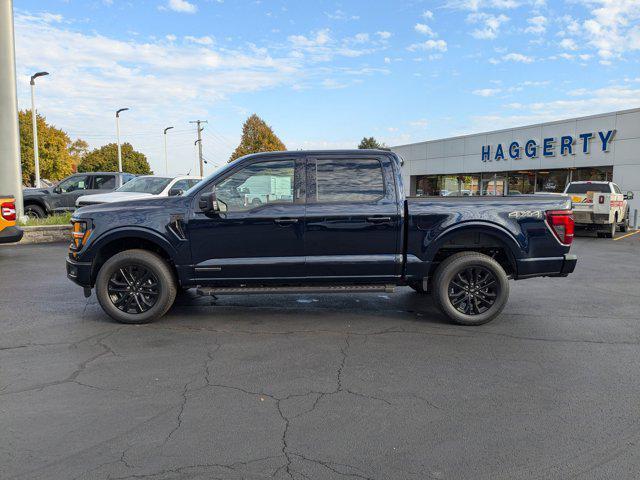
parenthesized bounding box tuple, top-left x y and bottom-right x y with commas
(23, 187, 51, 197)
(77, 191, 154, 204)
(73, 195, 188, 218)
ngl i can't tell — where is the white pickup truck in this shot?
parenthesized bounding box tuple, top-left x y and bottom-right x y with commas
(564, 181, 634, 238)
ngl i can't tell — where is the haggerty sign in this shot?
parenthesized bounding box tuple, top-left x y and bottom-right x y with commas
(481, 130, 615, 162)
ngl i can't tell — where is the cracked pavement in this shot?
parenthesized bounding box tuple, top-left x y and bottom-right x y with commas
(1, 237, 640, 480)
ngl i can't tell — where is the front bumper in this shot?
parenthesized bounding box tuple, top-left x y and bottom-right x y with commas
(0, 225, 23, 244)
(66, 256, 93, 288)
(516, 254, 577, 279)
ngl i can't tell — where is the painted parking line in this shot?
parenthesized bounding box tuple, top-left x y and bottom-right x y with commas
(613, 230, 640, 241)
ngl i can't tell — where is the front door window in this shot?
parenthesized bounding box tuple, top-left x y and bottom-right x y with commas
(216, 160, 295, 212)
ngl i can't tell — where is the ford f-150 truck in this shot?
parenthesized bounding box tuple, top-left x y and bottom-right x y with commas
(67, 150, 577, 326)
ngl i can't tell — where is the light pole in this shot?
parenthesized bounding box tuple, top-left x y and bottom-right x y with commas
(30, 71, 48, 188)
(163, 126, 174, 175)
(115, 107, 129, 172)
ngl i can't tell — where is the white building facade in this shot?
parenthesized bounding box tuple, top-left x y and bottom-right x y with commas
(392, 108, 640, 216)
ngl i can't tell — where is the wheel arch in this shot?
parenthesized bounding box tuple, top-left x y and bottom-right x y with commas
(89, 228, 178, 284)
(424, 222, 521, 277)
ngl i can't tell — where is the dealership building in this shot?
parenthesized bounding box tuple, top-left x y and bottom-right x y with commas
(392, 107, 640, 217)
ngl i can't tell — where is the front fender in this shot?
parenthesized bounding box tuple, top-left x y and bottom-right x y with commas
(82, 226, 179, 262)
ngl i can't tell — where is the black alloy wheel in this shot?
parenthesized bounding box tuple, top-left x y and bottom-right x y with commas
(108, 264, 160, 314)
(447, 266, 498, 315)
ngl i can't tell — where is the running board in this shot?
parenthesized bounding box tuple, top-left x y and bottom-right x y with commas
(196, 284, 395, 296)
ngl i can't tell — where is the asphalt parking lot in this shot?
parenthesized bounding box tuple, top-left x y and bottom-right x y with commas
(1, 235, 639, 480)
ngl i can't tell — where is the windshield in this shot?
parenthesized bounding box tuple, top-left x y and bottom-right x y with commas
(566, 183, 610, 194)
(116, 177, 172, 195)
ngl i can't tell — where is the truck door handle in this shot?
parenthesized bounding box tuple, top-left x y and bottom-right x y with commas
(274, 218, 299, 225)
(366, 216, 392, 223)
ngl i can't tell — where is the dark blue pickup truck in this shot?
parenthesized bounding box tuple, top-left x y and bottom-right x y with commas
(67, 150, 576, 326)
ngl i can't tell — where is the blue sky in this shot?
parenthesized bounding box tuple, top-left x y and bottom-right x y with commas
(13, 0, 640, 175)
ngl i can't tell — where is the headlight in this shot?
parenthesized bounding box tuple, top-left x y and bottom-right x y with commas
(70, 219, 92, 251)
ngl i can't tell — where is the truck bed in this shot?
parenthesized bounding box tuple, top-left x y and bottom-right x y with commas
(404, 194, 573, 279)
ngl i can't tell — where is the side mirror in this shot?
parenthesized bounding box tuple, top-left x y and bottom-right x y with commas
(53, 186, 62, 194)
(198, 190, 220, 214)
(168, 188, 184, 197)
(625, 191, 634, 200)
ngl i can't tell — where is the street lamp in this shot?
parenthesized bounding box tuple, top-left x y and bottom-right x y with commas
(163, 126, 174, 175)
(30, 71, 49, 188)
(115, 108, 129, 172)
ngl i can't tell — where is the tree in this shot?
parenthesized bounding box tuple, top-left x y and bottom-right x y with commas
(69, 139, 89, 170)
(79, 142, 152, 175)
(19, 110, 76, 185)
(229, 114, 286, 163)
(358, 137, 388, 150)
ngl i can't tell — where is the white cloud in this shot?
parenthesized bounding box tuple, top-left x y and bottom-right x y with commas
(376, 31, 392, 40)
(467, 13, 509, 39)
(445, 0, 519, 11)
(502, 52, 534, 63)
(559, 38, 578, 50)
(326, 9, 359, 21)
(288, 29, 331, 48)
(165, 0, 197, 14)
(414, 23, 436, 37)
(166, 34, 177, 42)
(473, 88, 502, 96)
(407, 39, 448, 52)
(470, 84, 640, 132)
(410, 119, 429, 128)
(185, 35, 214, 45)
(352, 33, 370, 43)
(422, 10, 434, 20)
(524, 15, 547, 35)
(580, 0, 640, 61)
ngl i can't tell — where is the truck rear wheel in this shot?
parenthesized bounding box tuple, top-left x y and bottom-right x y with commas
(432, 252, 509, 326)
(95, 249, 177, 324)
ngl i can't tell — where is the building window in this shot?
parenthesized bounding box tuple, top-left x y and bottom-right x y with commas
(481, 173, 507, 196)
(507, 172, 536, 195)
(536, 169, 570, 193)
(415, 175, 439, 196)
(571, 166, 613, 182)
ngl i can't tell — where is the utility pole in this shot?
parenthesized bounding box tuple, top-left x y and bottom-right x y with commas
(116, 107, 129, 172)
(163, 126, 174, 175)
(0, 0, 24, 217)
(30, 71, 48, 188)
(189, 120, 207, 177)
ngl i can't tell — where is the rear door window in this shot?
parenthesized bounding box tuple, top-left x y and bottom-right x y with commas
(312, 159, 384, 203)
(566, 183, 610, 194)
(93, 175, 116, 190)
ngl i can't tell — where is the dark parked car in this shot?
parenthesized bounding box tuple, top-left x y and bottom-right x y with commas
(23, 172, 135, 218)
(67, 150, 577, 326)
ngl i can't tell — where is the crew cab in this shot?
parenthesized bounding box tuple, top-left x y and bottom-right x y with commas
(23, 172, 135, 218)
(67, 150, 577, 326)
(564, 181, 633, 238)
(0, 195, 23, 244)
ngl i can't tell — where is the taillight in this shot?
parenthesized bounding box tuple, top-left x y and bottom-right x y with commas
(546, 210, 574, 246)
(598, 195, 605, 204)
(1, 201, 16, 221)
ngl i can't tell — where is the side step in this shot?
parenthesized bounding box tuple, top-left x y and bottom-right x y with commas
(197, 284, 395, 296)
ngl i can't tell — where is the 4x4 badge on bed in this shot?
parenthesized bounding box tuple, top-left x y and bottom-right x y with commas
(508, 210, 543, 219)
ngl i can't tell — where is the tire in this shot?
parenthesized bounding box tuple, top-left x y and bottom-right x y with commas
(620, 210, 629, 233)
(432, 252, 509, 326)
(24, 203, 46, 219)
(95, 249, 177, 324)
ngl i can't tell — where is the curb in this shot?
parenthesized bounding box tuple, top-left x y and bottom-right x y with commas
(19, 224, 71, 244)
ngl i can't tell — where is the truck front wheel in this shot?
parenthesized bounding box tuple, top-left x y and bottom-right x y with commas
(432, 252, 509, 326)
(95, 249, 177, 324)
